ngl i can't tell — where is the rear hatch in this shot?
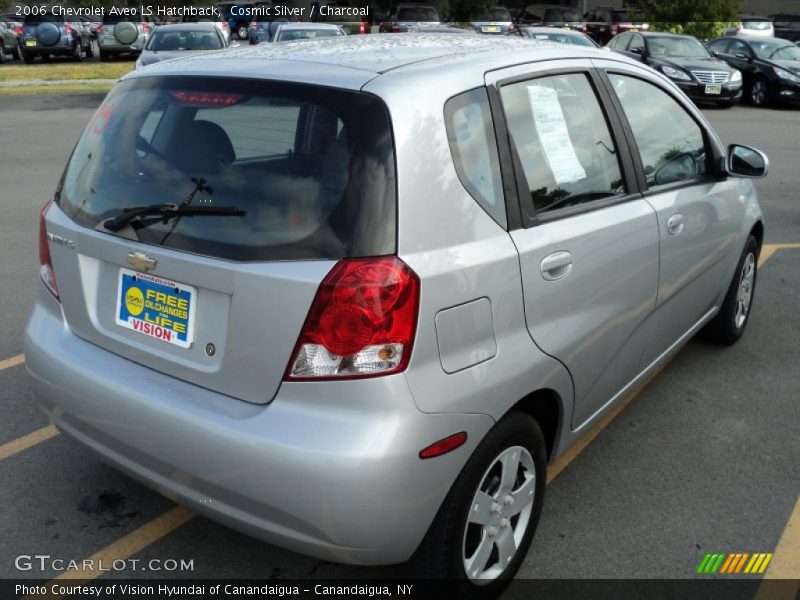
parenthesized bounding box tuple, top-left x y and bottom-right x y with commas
(48, 74, 396, 404)
(22, 12, 66, 48)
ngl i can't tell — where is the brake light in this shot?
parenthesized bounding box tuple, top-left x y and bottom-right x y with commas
(391, 23, 400, 32)
(39, 201, 60, 301)
(141, 21, 150, 33)
(222, 22, 229, 30)
(14, 24, 22, 35)
(359, 21, 367, 34)
(285, 257, 420, 380)
(64, 23, 73, 35)
(170, 91, 243, 107)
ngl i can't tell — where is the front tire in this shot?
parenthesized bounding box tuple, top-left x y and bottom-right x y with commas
(409, 413, 546, 595)
(702, 235, 758, 345)
(749, 75, 769, 107)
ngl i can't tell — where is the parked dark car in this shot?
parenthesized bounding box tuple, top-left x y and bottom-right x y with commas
(378, 4, 441, 33)
(770, 14, 800, 42)
(608, 32, 743, 107)
(707, 36, 800, 106)
(584, 6, 648, 45)
(19, 10, 93, 63)
(515, 4, 585, 31)
(516, 26, 598, 47)
(0, 17, 22, 62)
(469, 5, 514, 35)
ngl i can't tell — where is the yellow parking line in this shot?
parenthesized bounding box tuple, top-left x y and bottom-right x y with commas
(54, 505, 196, 581)
(759, 243, 800, 268)
(0, 353, 24, 372)
(0, 425, 58, 461)
(755, 497, 800, 600)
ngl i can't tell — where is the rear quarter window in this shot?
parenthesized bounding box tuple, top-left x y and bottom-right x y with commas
(444, 88, 506, 227)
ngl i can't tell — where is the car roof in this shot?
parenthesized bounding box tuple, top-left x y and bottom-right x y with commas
(153, 22, 221, 32)
(124, 32, 633, 91)
(276, 23, 343, 30)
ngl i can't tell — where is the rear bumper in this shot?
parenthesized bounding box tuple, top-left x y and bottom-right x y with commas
(24, 294, 493, 565)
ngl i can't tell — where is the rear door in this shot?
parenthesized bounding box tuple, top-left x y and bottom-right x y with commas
(46, 75, 396, 404)
(486, 61, 659, 428)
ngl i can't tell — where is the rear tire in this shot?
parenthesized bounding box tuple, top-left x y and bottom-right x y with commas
(22, 51, 34, 64)
(408, 413, 546, 596)
(12, 45, 21, 60)
(72, 41, 83, 62)
(702, 235, 759, 345)
(99, 49, 110, 62)
(0, 45, 5, 64)
(84, 40, 93, 57)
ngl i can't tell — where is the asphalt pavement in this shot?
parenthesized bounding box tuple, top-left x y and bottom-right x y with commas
(0, 94, 797, 585)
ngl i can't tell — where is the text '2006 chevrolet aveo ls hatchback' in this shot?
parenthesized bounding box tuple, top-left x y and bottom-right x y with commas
(26, 35, 768, 591)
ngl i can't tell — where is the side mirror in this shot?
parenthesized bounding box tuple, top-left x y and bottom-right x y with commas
(725, 144, 769, 178)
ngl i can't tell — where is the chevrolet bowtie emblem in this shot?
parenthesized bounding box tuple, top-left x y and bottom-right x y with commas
(127, 251, 157, 273)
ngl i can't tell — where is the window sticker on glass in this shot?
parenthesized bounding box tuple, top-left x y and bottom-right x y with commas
(527, 85, 587, 185)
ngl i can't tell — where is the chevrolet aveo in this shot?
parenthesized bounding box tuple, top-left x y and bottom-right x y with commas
(25, 35, 767, 591)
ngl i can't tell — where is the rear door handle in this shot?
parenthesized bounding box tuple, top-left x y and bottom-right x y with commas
(540, 251, 573, 281)
(667, 213, 685, 236)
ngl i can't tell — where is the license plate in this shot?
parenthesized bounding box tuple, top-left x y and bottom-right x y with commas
(25, 40, 37, 47)
(482, 25, 499, 32)
(629, 27, 639, 32)
(705, 84, 722, 95)
(115, 269, 195, 348)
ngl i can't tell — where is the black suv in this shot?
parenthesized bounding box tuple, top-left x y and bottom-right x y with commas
(20, 10, 93, 63)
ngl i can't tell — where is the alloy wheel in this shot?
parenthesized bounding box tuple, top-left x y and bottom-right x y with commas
(734, 252, 755, 329)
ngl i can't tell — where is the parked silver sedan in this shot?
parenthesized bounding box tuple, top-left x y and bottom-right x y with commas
(27, 34, 767, 592)
(134, 23, 232, 69)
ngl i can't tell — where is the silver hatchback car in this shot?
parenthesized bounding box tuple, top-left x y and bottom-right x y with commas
(26, 35, 767, 590)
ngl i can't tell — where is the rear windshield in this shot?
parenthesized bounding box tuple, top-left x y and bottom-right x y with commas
(146, 29, 223, 50)
(397, 7, 440, 21)
(57, 77, 397, 262)
(477, 7, 511, 21)
(276, 27, 344, 41)
(102, 14, 150, 24)
(544, 8, 582, 22)
(742, 19, 772, 30)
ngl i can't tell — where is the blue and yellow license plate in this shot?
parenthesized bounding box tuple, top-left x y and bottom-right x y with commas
(25, 40, 37, 47)
(482, 25, 500, 32)
(115, 269, 196, 348)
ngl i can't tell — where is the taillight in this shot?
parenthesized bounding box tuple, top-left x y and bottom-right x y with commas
(39, 201, 60, 301)
(64, 23, 73, 35)
(97, 24, 103, 34)
(580, 23, 587, 32)
(391, 23, 400, 32)
(610, 24, 618, 35)
(285, 257, 420, 380)
(14, 24, 22, 35)
(359, 21, 367, 34)
(141, 21, 150, 33)
(222, 22, 229, 30)
(249, 21, 257, 30)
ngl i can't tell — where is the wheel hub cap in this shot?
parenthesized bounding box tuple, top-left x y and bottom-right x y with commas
(735, 253, 755, 329)
(462, 446, 535, 584)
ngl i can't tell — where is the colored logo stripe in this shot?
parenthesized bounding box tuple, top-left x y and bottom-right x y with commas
(698, 552, 774, 574)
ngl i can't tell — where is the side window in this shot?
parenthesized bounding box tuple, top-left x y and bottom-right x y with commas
(628, 34, 645, 54)
(500, 73, 626, 215)
(444, 88, 506, 227)
(728, 40, 750, 56)
(608, 74, 708, 187)
(610, 33, 630, 51)
(707, 39, 729, 54)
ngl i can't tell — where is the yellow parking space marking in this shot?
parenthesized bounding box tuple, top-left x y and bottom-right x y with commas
(759, 243, 800, 268)
(53, 505, 196, 582)
(0, 353, 24, 372)
(0, 425, 58, 461)
(755, 497, 800, 600)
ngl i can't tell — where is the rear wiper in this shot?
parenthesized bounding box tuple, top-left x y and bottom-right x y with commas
(103, 203, 245, 232)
